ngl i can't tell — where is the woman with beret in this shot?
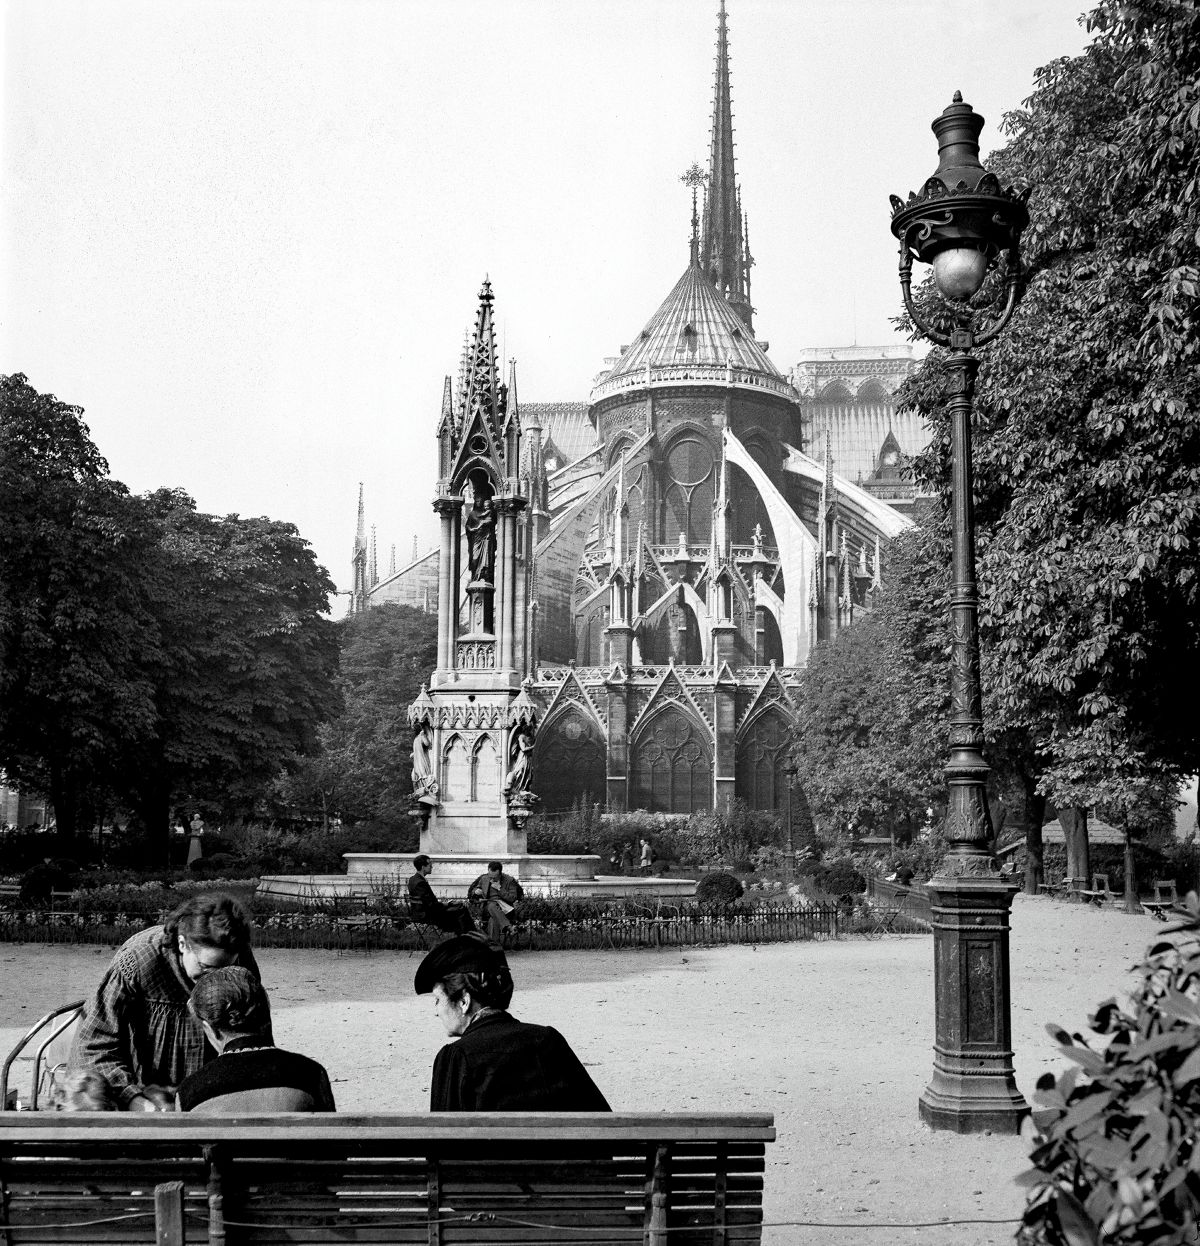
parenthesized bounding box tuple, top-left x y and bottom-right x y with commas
(415, 933, 609, 1112)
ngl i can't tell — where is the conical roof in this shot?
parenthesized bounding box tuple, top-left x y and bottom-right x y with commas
(590, 259, 791, 404)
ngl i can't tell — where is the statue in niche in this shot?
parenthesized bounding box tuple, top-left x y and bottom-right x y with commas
(504, 725, 535, 795)
(464, 494, 496, 584)
(411, 720, 439, 806)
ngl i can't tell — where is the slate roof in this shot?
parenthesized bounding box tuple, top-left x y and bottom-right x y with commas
(522, 402, 596, 466)
(598, 260, 784, 387)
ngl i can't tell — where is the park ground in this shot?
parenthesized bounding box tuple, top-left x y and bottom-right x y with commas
(0, 894, 1165, 1245)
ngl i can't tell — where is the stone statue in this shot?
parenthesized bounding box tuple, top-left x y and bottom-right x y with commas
(504, 725, 535, 795)
(465, 495, 496, 583)
(411, 720, 439, 806)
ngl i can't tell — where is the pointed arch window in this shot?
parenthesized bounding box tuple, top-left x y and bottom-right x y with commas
(442, 734, 470, 803)
(472, 735, 499, 803)
(631, 706, 712, 814)
(533, 710, 607, 813)
(664, 434, 715, 545)
(735, 710, 791, 810)
(818, 381, 853, 404)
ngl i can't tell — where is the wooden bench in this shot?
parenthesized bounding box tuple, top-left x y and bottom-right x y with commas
(0, 1111, 774, 1244)
(1144, 878, 1180, 921)
(1078, 873, 1120, 906)
(1037, 870, 1065, 897)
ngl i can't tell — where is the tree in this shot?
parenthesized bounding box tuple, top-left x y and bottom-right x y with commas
(791, 522, 948, 846)
(280, 604, 438, 827)
(123, 489, 341, 847)
(0, 375, 160, 845)
(898, 0, 1200, 874)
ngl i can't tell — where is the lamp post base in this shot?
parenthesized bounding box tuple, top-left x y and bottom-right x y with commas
(919, 870, 1029, 1135)
(919, 1079, 1028, 1135)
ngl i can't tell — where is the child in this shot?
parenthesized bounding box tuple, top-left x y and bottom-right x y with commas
(51, 1068, 117, 1111)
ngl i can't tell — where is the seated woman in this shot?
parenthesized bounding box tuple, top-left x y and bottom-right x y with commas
(177, 967, 335, 1113)
(414, 933, 610, 1112)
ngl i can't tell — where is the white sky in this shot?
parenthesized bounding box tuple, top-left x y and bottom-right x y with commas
(2, 1, 1093, 614)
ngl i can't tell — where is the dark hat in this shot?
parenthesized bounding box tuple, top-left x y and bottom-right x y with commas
(414, 932, 509, 995)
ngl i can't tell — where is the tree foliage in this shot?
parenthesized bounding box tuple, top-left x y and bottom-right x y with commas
(1020, 898, 1200, 1245)
(791, 519, 949, 844)
(279, 604, 437, 827)
(0, 374, 340, 849)
(0, 375, 159, 842)
(124, 488, 341, 838)
(899, 0, 1200, 821)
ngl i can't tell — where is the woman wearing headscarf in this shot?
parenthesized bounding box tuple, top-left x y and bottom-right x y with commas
(177, 966, 334, 1113)
(415, 933, 609, 1112)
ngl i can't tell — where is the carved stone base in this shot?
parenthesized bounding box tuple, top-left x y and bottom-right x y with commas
(919, 873, 1029, 1134)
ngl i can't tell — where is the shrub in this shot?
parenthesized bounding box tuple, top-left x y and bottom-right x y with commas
(883, 834, 948, 883)
(19, 858, 79, 904)
(817, 859, 866, 897)
(526, 801, 604, 855)
(695, 871, 744, 906)
(1019, 894, 1200, 1244)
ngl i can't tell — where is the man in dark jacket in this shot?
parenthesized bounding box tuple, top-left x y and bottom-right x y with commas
(407, 855, 474, 934)
(467, 861, 524, 942)
(415, 933, 609, 1112)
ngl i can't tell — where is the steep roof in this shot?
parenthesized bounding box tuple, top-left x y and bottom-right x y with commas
(522, 401, 596, 465)
(590, 259, 789, 404)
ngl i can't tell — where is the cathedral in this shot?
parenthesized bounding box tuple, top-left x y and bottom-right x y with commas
(359, 3, 927, 818)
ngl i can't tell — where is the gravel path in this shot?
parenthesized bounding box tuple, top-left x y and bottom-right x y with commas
(0, 894, 1164, 1244)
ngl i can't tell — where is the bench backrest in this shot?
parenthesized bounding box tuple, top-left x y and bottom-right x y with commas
(0, 1111, 775, 1245)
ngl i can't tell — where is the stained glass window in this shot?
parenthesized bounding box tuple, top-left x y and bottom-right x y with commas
(631, 706, 712, 814)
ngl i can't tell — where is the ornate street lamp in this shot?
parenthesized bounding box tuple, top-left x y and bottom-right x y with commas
(783, 758, 799, 882)
(890, 92, 1030, 1134)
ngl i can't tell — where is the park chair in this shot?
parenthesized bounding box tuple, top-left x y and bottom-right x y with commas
(1079, 873, 1118, 906)
(1038, 870, 1065, 897)
(1144, 878, 1180, 921)
(865, 891, 909, 938)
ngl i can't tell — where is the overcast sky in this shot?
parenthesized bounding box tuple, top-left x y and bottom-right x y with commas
(2, 1, 1094, 613)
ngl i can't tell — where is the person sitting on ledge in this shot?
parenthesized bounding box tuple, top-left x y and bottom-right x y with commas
(467, 861, 524, 943)
(177, 966, 334, 1113)
(407, 854, 475, 934)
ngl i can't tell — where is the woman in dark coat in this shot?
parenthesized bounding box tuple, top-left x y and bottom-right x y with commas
(415, 933, 609, 1112)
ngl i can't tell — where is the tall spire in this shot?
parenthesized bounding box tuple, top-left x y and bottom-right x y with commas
(700, 0, 754, 332)
(351, 482, 368, 614)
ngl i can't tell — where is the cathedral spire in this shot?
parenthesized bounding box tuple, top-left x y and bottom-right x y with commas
(701, 0, 754, 332)
(351, 482, 368, 614)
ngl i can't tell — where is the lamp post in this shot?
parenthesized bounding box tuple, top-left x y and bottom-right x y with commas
(890, 92, 1030, 1134)
(783, 758, 799, 883)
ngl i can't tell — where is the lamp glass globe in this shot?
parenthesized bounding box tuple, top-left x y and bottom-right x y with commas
(932, 247, 988, 301)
